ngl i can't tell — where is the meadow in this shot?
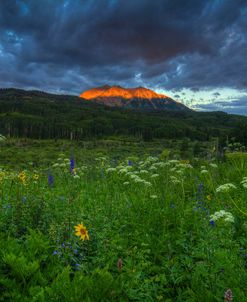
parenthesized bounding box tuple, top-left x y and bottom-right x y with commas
(0, 138, 247, 301)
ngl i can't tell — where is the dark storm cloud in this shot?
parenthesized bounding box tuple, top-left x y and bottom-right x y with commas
(0, 0, 246, 100)
(194, 96, 247, 116)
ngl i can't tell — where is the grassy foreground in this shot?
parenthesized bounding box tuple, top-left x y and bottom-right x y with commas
(0, 151, 247, 301)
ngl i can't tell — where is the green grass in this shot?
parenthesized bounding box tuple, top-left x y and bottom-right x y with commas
(0, 146, 247, 301)
(0, 138, 211, 169)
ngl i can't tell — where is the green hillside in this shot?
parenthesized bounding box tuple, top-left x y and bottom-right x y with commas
(0, 88, 247, 146)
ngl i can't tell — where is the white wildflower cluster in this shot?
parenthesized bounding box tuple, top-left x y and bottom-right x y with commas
(138, 156, 159, 170)
(106, 167, 117, 174)
(71, 166, 86, 179)
(118, 165, 132, 175)
(176, 170, 184, 176)
(240, 177, 247, 189)
(146, 158, 185, 179)
(209, 163, 218, 168)
(216, 183, 237, 193)
(95, 157, 107, 164)
(168, 160, 193, 178)
(113, 161, 152, 187)
(107, 156, 193, 188)
(168, 160, 180, 164)
(177, 163, 193, 170)
(199, 162, 217, 173)
(132, 175, 152, 187)
(51, 155, 85, 179)
(149, 162, 168, 171)
(72, 167, 86, 179)
(125, 156, 172, 184)
(140, 170, 149, 175)
(146, 156, 159, 163)
(138, 157, 177, 175)
(210, 210, 235, 223)
(170, 176, 181, 184)
(52, 156, 70, 168)
(149, 166, 158, 172)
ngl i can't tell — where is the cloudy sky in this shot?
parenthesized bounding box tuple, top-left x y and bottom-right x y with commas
(0, 0, 246, 114)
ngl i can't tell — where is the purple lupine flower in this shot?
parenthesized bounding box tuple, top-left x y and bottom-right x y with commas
(210, 220, 215, 227)
(70, 158, 75, 174)
(195, 182, 204, 202)
(48, 173, 54, 187)
(53, 250, 59, 255)
(128, 160, 133, 166)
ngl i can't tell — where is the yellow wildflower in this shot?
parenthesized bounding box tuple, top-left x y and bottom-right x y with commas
(71, 168, 77, 175)
(18, 171, 26, 184)
(74, 223, 89, 240)
(32, 174, 39, 181)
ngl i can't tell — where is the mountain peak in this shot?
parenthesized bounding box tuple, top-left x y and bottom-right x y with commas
(80, 85, 168, 100)
(79, 85, 189, 111)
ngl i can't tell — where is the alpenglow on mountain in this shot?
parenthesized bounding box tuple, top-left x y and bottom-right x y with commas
(80, 85, 189, 111)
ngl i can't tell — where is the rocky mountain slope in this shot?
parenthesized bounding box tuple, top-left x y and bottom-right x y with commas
(80, 85, 189, 111)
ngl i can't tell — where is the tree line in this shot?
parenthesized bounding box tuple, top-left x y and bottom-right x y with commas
(0, 88, 247, 145)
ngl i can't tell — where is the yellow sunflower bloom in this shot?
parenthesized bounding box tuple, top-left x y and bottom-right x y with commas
(18, 171, 26, 184)
(74, 223, 89, 240)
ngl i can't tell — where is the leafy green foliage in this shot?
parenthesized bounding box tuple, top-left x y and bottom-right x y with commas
(1, 150, 247, 301)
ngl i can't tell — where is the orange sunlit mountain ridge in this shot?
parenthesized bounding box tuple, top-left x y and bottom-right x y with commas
(80, 85, 190, 111)
(80, 85, 169, 100)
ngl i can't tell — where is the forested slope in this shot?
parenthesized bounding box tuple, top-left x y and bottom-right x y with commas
(0, 88, 247, 145)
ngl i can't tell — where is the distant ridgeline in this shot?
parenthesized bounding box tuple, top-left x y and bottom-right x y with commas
(79, 85, 190, 112)
(0, 88, 247, 145)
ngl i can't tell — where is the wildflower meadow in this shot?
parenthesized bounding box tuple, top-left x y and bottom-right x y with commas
(0, 147, 247, 301)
